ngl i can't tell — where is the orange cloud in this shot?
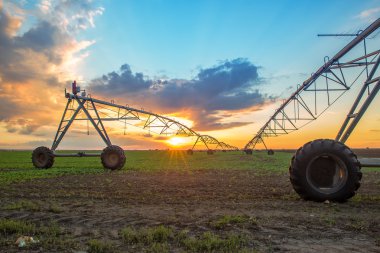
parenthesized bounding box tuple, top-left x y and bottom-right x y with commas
(0, 1, 103, 149)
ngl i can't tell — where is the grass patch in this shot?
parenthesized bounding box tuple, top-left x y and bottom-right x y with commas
(120, 225, 249, 252)
(361, 167, 380, 173)
(88, 239, 117, 253)
(181, 231, 248, 252)
(120, 226, 140, 244)
(3, 200, 63, 213)
(3, 200, 41, 211)
(351, 194, 380, 202)
(0, 150, 104, 186)
(146, 242, 170, 253)
(120, 225, 173, 245)
(0, 218, 77, 251)
(0, 219, 36, 235)
(322, 216, 336, 226)
(345, 219, 367, 231)
(47, 203, 63, 213)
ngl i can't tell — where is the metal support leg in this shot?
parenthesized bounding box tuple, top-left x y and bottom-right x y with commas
(51, 100, 83, 150)
(191, 136, 200, 150)
(90, 100, 111, 145)
(260, 137, 268, 151)
(75, 98, 112, 147)
(51, 99, 71, 150)
(339, 80, 380, 143)
(336, 56, 380, 142)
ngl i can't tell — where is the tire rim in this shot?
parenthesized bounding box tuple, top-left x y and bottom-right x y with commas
(306, 154, 348, 195)
(106, 152, 119, 167)
(37, 153, 47, 165)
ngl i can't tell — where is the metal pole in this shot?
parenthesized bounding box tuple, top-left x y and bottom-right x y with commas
(51, 100, 83, 150)
(260, 136, 268, 150)
(52, 99, 71, 149)
(340, 79, 380, 143)
(90, 100, 111, 146)
(192, 136, 201, 150)
(336, 55, 380, 142)
(75, 98, 112, 147)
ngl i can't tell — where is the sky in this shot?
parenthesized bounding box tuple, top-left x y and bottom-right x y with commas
(0, 0, 380, 150)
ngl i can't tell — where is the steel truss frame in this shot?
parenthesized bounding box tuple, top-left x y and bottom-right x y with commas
(52, 94, 238, 155)
(244, 18, 380, 151)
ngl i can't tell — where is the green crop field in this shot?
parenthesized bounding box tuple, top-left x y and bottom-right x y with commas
(1, 150, 378, 187)
(0, 150, 293, 186)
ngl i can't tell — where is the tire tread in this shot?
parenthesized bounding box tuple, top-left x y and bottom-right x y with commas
(289, 139, 361, 202)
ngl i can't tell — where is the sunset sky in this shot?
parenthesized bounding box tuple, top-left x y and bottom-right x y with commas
(1, 0, 380, 150)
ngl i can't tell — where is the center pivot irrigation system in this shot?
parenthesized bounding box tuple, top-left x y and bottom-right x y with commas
(32, 82, 237, 170)
(32, 18, 379, 202)
(244, 18, 380, 201)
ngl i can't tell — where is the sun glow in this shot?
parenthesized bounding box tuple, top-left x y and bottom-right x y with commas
(167, 137, 187, 147)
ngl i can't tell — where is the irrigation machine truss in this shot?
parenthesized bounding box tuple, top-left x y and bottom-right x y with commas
(244, 18, 380, 202)
(32, 82, 237, 170)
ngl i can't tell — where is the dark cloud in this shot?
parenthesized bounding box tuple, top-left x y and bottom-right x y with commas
(91, 64, 153, 93)
(0, 8, 67, 83)
(2, 119, 40, 135)
(205, 91, 264, 111)
(190, 111, 252, 131)
(19, 124, 40, 135)
(152, 58, 262, 111)
(0, 99, 23, 121)
(90, 58, 266, 131)
(15, 21, 59, 53)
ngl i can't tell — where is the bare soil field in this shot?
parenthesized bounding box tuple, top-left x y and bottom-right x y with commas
(0, 161, 379, 252)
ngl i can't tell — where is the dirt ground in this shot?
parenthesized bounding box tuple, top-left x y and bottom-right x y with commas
(0, 167, 379, 252)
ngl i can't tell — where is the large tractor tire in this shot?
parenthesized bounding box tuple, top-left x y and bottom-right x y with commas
(32, 146, 55, 169)
(101, 145, 126, 170)
(267, 149, 274, 155)
(289, 139, 362, 202)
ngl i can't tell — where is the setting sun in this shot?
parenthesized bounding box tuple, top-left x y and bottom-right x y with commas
(166, 137, 187, 147)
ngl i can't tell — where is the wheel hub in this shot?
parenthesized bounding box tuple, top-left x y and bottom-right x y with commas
(306, 154, 348, 194)
(107, 153, 119, 166)
(37, 153, 46, 163)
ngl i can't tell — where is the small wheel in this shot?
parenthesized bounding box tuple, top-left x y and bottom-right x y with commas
(32, 146, 54, 169)
(187, 149, 193, 155)
(244, 149, 253, 155)
(101, 145, 126, 170)
(290, 139, 361, 202)
(267, 149, 274, 155)
(207, 150, 214, 155)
